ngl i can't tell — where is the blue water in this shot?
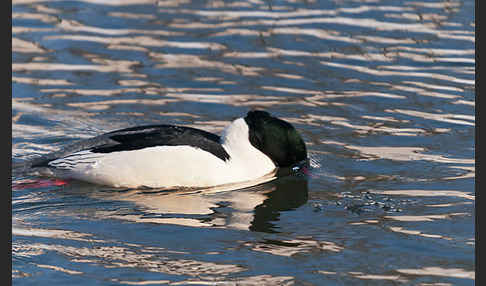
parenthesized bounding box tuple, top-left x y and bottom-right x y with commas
(12, 0, 475, 285)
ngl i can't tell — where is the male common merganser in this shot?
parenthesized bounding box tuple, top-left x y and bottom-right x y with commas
(31, 110, 308, 189)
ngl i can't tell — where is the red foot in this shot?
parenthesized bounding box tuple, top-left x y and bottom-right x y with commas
(12, 179, 69, 190)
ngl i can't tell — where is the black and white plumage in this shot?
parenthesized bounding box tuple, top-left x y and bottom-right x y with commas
(31, 110, 308, 189)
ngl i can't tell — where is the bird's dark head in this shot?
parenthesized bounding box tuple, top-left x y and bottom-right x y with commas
(244, 110, 308, 168)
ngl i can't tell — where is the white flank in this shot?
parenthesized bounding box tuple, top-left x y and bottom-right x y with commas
(47, 118, 276, 188)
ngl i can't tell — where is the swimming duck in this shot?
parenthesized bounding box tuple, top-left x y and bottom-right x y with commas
(31, 110, 308, 189)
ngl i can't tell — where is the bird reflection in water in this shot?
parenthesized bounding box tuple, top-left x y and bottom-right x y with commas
(249, 175, 308, 233)
(69, 164, 309, 233)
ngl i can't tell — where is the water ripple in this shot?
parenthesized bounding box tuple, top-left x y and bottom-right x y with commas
(12, 0, 474, 284)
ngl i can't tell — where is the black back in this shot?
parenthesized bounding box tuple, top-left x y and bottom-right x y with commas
(244, 110, 307, 167)
(31, 124, 230, 168)
(92, 125, 229, 162)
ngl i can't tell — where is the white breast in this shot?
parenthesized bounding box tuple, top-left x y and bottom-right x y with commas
(220, 118, 276, 180)
(47, 118, 276, 189)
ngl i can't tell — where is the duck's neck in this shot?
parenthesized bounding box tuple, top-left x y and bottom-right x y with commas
(221, 118, 276, 171)
(221, 118, 250, 150)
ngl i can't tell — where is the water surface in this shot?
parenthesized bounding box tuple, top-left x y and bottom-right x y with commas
(12, 0, 475, 285)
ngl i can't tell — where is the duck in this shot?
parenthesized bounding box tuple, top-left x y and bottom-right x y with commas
(31, 110, 308, 189)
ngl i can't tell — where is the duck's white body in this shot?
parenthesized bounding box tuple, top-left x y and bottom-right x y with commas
(43, 118, 276, 188)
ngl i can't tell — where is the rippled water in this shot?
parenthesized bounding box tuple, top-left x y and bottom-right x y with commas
(12, 0, 475, 285)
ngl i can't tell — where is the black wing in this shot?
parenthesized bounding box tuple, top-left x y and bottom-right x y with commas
(92, 124, 229, 160)
(31, 124, 230, 168)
